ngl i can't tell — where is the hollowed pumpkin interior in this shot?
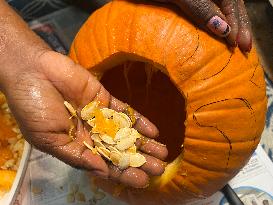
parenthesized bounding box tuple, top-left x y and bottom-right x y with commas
(100, 61, 186, 162)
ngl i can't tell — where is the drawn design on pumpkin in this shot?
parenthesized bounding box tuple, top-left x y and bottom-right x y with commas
(177, 28, 200, 69)
(199, 53, 233, 81)
(193, 98, 256, 168)
(249, 60, 263, 89)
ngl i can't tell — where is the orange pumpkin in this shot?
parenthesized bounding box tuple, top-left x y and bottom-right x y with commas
(69, 0, 267, 204)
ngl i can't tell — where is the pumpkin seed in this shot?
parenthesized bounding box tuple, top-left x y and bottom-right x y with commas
(76, 192, 86, 202)
(87, 119, 95, 127)
(116, 135, 136, 151)
(113, 112, 132, 129)
(108, 146, 120, 153)
(68, 125, 75, 140)
(83, 141, 97, 155)
(91, 126, 100, 134)
(32, 186, 43, 195)
(83, 141, 93, 150)
(81, 101, 99, 120)
(126, 145, 137, 153)
(94, 141, 106, 149)
(100, 134, 116, 144)
(64, 101, 77, 118)
(93, 190, 106, 201)
(150, 139, 166, 146)
(96, 147, 111, 160)
(101, 147, 111, 156)
(91, 134, 101, 142)
(114, 128, 141, 142)
(130, 153, 146, 167)
(114, 127, 132, 142)
(118, 153, 130, 169)
(124, 106, 136, 125)
(101, 108, 115, 118)
(74, 100, 150, 169)
(130, 129, 141, 140)
(67, 193, 75, 203)
(92, 146, 100, 156)
(110, 151, 122, 166)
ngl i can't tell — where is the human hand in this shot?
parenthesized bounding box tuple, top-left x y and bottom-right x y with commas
(1, 51, 168, 188)
(154, 0, 252, 52)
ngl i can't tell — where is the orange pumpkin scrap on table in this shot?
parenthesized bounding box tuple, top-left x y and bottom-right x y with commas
(69, 0, 267, 204)
(0, 94, 18, 196)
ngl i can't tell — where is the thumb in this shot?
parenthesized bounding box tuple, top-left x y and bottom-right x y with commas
(39, 51, 159, 138)
(39, 51, 107, 108)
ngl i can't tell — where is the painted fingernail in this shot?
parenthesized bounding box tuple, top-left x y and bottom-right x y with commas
(207, 16, 231, 37)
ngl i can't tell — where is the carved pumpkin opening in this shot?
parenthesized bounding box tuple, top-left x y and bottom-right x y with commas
(100, 61, 186, 162)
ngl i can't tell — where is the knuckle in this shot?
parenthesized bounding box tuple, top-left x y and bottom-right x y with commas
(190, 0, 216, 21)
(221, 0, 237, 17)
(121, 168, 148, 188)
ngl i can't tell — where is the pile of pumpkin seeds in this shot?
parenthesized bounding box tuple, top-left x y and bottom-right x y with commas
(64, 100, 146, 170)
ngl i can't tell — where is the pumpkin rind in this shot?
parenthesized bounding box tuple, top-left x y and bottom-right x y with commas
(69, 0, 267, 204)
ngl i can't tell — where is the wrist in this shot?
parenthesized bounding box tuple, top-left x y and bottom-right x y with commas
(0, 1, 50, 93)
(0, 45, 50, 93)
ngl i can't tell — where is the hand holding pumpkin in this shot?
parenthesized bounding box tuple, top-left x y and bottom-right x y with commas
(154, 0, 252, 52)
(0, 1, 167, 188)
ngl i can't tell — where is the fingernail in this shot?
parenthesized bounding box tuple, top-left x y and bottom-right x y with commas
(91, 170, 108, 178)
(247, 38, 252, 52)
(226, 36, 237, 48)
(229, 39, 237, 47)
(244, 43, 252, 53)
(207, 16, 231, 37)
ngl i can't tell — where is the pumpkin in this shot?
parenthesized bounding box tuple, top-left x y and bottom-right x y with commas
(69, 0, 267, 204)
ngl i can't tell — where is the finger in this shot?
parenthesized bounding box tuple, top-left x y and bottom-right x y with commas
(133, 111, 159, 139)
(74, 119, 93, 145)
(109, 97, 159, 138)
(171, 0, 231, 37)
(237, 0, 252, 52)
(81, 150, 109, 177)
(139, 153, 166, 176)
(109, 165, 149, 188)
(219, 0, 239, 46)
(60, 145, 109, 177)
(35, 132, 109, 176)
(37, 119, 109, 177)
(136, 137, 168, 160)
(72, 120, 109, 176)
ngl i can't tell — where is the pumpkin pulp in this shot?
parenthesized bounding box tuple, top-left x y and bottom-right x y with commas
(100, 61, 186, 165)
(0, 105, 16, 167)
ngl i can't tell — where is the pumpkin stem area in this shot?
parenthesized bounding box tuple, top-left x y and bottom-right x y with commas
(100, 61, 186, 162)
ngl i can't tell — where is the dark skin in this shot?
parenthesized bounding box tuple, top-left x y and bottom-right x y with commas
(0, 0, 252, 188)
(156, 0, 252, 51)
